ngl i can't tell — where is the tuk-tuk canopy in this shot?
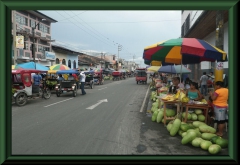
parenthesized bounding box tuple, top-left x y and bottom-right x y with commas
(12, 69, 47, 74)
(56, 69, 79, 74)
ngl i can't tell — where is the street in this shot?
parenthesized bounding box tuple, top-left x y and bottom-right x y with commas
(12, 77, 148, 155)
(12, 77, 228, 155)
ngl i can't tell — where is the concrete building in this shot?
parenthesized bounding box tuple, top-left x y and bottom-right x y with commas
(181, 10, 228, 82)
(95, 54, 117, 69)
(51, 44, 79, 69)
(12, 10, 57, 67)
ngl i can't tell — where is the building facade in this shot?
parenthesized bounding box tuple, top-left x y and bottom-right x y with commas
(12, 10, 57, 67)
(52, 44, 79, 69)
(181, 10, 228, 82)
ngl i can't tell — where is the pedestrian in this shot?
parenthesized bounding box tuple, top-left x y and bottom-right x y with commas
(223, 74, 228, 88)
(57, 74, 65, 81)
(209, 81, 228, 137)
(32, 72, 42, 93)
(208, 72, 214, 83)
(80, 71, 86, 95)
(33, 72, 42, 86)
(184, 77, 191, 89)
(200, 72, 208, 96)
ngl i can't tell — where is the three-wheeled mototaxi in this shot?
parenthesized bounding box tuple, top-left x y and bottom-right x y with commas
(12, 69, 51, 106)
(112, 71, 123, 81)
(55, 70, 79, 97)
(94, 71, 104, 85)
(84, 70, 94, 89)
(135, 68, 147, 84)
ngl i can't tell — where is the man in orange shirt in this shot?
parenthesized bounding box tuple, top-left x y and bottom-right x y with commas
(209, 81, 228, 137)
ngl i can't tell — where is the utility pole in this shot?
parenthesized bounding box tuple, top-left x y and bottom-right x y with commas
(101, 52, 103, 68)
(118, 45, 122, 71)
(133, 55, 135, 71)
(12, 10, 17, 65)
(32, 18, 46, 69)
(215, 10, 224, 82)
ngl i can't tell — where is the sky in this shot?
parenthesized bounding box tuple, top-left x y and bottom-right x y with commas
(39, 10, 182, 67)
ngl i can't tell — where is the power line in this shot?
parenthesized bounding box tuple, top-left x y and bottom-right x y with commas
(68, 11, 117, 49)
(56, 11, 135, 58)
(58, 11, 88, 21)
(58, 19, 183, 24)
(56, 11, 116, 50)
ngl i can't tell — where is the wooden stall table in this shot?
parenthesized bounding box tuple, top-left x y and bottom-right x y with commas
(182, 103, 210, 124)
(159, 98, 181, 126)
(157, 88, 168, 96)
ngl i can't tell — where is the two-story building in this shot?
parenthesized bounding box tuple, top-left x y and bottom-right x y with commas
(12, 10, 57, 67)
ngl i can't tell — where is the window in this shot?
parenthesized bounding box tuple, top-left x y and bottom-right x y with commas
(39, 40, 48, 46)
(39, 23, 50, 33)
(25, 42, 29, 50)
(38, 45, 50, 53)
(68, 60, 71, 69)
(30, 19, 36, 28)
(62, 59, 66, 65)
(56, 58, 60, 64)
(73, 60, 76, 69)
(38, 45, 43, 53)
(16, 14, 28, 26)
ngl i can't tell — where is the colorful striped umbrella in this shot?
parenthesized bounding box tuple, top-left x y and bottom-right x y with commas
(147, 66, 161, 72)
(158, 65, 191, 74)
(143, 38, 228, 65)
(48, 64, 70, 74)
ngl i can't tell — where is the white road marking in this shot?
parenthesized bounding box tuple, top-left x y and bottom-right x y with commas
(98, 87, 107, 90)
(140, 84, 150, 113)
(86, 99, 108, 110)
(44, 98, 74, 107)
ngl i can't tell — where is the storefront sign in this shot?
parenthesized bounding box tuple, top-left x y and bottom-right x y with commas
(16, 36, 24, 48)
(45, 51, 56, 60)
(216, 62, 223, 70)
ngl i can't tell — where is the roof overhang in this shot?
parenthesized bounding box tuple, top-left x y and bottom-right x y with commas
(184, 10, 228, 39)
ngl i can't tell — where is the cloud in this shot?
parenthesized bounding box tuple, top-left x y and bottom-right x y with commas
(39, 10, 181, 66)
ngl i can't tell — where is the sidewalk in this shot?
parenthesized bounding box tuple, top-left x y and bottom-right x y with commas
(141, 88, 228, 155)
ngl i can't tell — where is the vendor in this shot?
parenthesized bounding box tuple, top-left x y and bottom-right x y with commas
(184, 81, 202, 101)
(168, 77, 185, 94)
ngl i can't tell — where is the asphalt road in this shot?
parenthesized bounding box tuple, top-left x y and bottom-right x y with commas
(12, 77, 149, 155)
(12, 76, 228, 156)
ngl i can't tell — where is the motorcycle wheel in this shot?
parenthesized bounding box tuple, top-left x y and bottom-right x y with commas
(15, 93, 27, 106)
(56, 92, 60, 97)
(73, 87, 77, 97)
(43, 88, 51, 99)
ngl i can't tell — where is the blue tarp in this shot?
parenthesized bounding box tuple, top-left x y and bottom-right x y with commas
(16, 62, 49, 71)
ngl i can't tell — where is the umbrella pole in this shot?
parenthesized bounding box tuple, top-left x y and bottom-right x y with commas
(180, 57, 183, 83)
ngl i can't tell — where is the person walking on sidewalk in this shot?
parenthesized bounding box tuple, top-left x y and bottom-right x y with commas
(80, 71, 86, 95)
(200, 72, 208, 96)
